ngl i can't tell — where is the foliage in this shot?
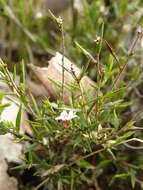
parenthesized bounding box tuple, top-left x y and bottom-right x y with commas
(0, 0, 143, 190)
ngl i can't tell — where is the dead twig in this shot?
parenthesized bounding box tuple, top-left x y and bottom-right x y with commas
(104, 39, 121, 71)
(112, 27, 143, 89)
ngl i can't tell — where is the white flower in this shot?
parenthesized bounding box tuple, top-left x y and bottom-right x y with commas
(55, 110, 77, 121)
(35, 12, 43, 19)
(94, 36, 101, 44)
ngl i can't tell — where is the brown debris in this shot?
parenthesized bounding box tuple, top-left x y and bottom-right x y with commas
(28, 52, 96, 104)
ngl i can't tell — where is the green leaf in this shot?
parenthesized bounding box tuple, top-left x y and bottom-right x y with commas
(28, 151, 33, 168)
(75, 41, 97, 64)
(20, 60, 25, 89)
(0, 122, 8, 135)
(30, 93, 40, 116)
(76, 159, 95, 169)
(97, 22, 104, 54)
(0, 102, 11, 109)
(108, 54, 114, 70)
(99, 160, 112, 167)
(11, 164, 29, 170)
(15, 104, 22, 132)
(121, 121, 136, 131)
(114, 173, 130, 179)
(112, 109, 120, 129)
(13, 65, 17, 81)
(129, 169, 136, 189)
(107, 148, 116, 160)
(70, 170, 74, 190)
(79, 60, 90, 80)
(115, 131, 135, 144)
(48, 9, 63, 28)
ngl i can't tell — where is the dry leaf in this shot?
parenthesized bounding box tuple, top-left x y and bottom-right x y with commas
(28, 52, 96, 104)
(26, 79, 49, 98)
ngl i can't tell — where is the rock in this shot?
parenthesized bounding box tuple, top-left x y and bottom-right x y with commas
(0, 133, 24, 190)
(0, 96, 32, 136)
(0, 159, 18, 190)
(0, 133, 23, 164)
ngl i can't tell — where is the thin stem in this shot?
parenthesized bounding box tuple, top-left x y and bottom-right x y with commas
(96, 55, 100, 122)
(104, 39, 121, 71)
(34, 178, 49, 190)
(70, 64, 87, 117)
(68, 148, 105, 167)
(0, 125, 45, 146)
(112, 28, 143, 89)
(61, 21, 65, 101)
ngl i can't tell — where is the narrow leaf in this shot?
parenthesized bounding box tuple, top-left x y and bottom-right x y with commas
(16, 104, 22, 132)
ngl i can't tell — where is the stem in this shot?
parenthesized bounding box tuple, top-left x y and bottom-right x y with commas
(112, 28, 143, 89)
(70, 64, 87, 117)
(0, 125, 45, 146)
(104, 39, 121, 71)
(34, 178, 49, 190)
(61, 22, 65, 100)
(96, 54, 100, 122)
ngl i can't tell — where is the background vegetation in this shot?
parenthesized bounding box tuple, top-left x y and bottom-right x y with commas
(0, 0, 143, 189)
